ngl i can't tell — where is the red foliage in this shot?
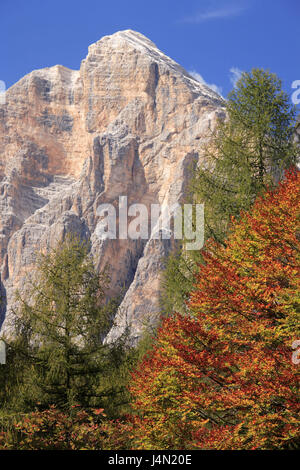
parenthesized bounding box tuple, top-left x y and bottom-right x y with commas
(130, 170, 300, 450)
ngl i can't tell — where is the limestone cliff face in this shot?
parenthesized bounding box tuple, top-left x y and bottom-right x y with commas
(0, 30, 225, 341)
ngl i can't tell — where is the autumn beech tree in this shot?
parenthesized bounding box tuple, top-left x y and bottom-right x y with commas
(131, 170, 300, 450)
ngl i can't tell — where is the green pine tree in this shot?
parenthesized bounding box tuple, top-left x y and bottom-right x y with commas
(1, 235, 133, 415)
(162, 68, 298, 315)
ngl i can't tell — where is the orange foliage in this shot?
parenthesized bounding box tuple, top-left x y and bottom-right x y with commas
(0, 406, 134, 450)
(131, 170, 300, 450)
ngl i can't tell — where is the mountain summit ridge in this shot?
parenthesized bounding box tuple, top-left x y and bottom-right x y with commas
(86, 29, 222, 101)
(94, 29, 160, 51)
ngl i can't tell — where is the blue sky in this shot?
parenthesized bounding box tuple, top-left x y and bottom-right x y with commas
(0, 0, 299, 99)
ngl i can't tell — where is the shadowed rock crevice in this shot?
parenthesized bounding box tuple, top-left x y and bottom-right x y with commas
(0, 276, 7, 329)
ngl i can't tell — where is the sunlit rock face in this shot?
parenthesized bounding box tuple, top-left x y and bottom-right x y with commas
(0, 30, 225, 341)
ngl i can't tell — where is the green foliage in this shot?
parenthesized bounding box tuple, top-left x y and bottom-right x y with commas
(0, 340, 29, 411)
(160, 247, 196, 315)
(162, 68, 298, 315)
(195, 68, 297, 241)
(0, 235, 133, 416)
(132, 324, 158, 364)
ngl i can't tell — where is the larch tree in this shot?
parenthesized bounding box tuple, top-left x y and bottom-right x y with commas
(162, 68, 298, 316)
(1, 235, 133, 415)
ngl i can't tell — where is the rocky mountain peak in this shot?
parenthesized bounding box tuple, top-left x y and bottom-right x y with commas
(0, 31, 225, 341)
(94, 29, 159, 52)
(84, 29, 222, 102)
